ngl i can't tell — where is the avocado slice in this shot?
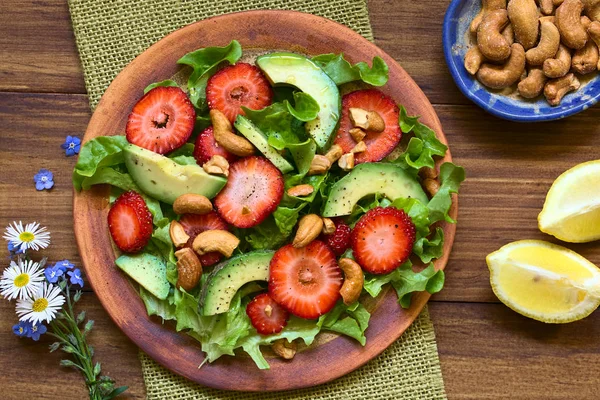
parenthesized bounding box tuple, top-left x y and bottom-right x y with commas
(256, 52, 340, 149)
(124, 144, 227, 204)
(322, 163, 429, 217)
(200, 250, 274, 316)
(116, 253, 170, 300)
(234, 115, 294, 173)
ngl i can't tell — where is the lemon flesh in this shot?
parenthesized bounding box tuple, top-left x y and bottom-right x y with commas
(487, 240, 600, 323)
(538, 160, 600, 242)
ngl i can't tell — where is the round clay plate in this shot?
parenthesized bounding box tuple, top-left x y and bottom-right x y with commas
(73, 10, 457, 392)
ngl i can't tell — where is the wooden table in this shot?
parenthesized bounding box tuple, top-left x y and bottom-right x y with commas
(1, 1, 599, 398)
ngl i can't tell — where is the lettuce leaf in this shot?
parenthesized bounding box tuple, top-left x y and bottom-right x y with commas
(318, 301, 371, 346)
(167, 143, 195, 158)
(390, 197, 431, 237)
(177, 40, 242, 111)
(143, 79, 178, 94)
(245, 204, 305, 250)
(139, 287, 176, 322)
(428, 162, 465, 224)
(73, 135, 129, 191)
(413, 227, 444, 264)
(312, 53, 389, 86)
(286, 92, 320, 121)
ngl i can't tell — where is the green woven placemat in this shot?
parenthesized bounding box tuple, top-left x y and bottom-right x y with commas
(67, 1, 446, 398)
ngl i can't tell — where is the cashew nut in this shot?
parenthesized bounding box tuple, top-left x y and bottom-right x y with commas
(518, 68, 549, 98)
(502, 23, 515, 44)
(351, 141, 367, 154)
(175, 247, 202, 292)
(554, 0, 565, 5)
(583, 0, 600, 21)
(292, 214, 323, 248)
(477, 10, 512, 62)
(525, 20, 561, 65)
(173, 193, 212, 215)
(338, 153, 355, 171)
(209, 109, 255, 157)
(349, 127, 367, 143)
(470, 0, 508, 34)
(544, 73, 581, 105)
(202, 155, 229, 177)
(338, 258, 364, 305)
(271, 339, 296, 360)
(572, 38, 599, 72)
(324, 144, 343, 164)
(423, 178, 441, 197)
(349, 108, 385, 132)
(556, 0, 589, 49)
(192, 229, 239, 258)
(321, 217, 336, 235)
(287, 184, 314, 197)
(477, 43, 526, 88)
(508, 0, 540, 50)
(540, 0, 556, 14)
(587, 20, 600, 68)
(420, 166, 438, 180)
(169, 220, 190, 248)
(307, 155, 331, 175)
(543, 44, 573, 77)
(465, 46, 486, 75)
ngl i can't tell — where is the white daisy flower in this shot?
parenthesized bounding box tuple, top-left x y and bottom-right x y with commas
(3, 221, 51, 251)
(0, 259, 45, 300)
(16, 282, 65, 325)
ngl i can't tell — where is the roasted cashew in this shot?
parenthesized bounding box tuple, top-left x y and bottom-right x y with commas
(338, 258, 364, 305)
(518, 68, 548, 98)
(470, 0, 508, 34)
(464, 46, 486, 75)
(583, 0, 600, 21)
(477, 9, 512, 62)
(572, 38, 599, 73)
(543, 44, 573, 77)
(169, 220, 190, 248)
(544, 73, 581, 105)
(508, 0, 540, 50)
(173, 193, 213, 215)
(271, 339, 296, 360)
(307, 155, 331, 175)
(210, 109, 255, 157)
(423, 178, 441, 197)
(588, 20, 600, 67)
(525, 20, 561, 65)
(203, 155, 229, 177)
(556, 0, 589, 49)
(477, 43, 526, 88)
(338, 153, 355, 171)
(349, 108, 385, 132)
(540, 0, 556, 14)
(292, 214, 323, 248)
(175, 247, 202, 291)
(554, 0, 565, 5)
(324, 144, 343, 164)
(192, 229, 239, 258)
(349, 128, 367, 143)
(321, 217, 336, 235)
(502, 23, 515, 44)
(287, 184, 314, 197)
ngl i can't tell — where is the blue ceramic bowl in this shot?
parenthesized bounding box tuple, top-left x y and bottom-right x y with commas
(443, 0, 600, 122)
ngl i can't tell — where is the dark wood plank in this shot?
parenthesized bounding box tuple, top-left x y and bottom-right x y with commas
(0, 0, 86, 93)
(0, 292, 145, 399)
(429, 302, 600, 400)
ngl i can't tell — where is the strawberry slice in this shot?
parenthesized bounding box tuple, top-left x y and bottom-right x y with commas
(214, 156, 283, 228)
(334, 89, 401, 164)
(351, 207, 416, 275)
(178, 212, 229, 266)
(193, 126, 238, 166)
(246, 293, 290, 335)
(269, 241, 343, 319)
(126, 86, 196, 154)
(107, 191, 153, 253)
(206, 63, 273, 123)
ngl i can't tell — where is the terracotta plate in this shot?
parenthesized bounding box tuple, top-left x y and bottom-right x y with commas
(73, 10, 457, 392)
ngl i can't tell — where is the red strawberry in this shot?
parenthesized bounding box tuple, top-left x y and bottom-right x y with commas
(178, 212, 229, 266)
(126, 86, 196, 154)
(214, 156, 283, 228)
(246, 293, 290, 335)
(206, 63, 273, 123)
(193, 126, 238, 166)
(269, 241, 342, 319)
(107, 191, 153, 253)
(322, 221, 352, 256)
(351, 207, 416, 275)
(334, 89, 401, 164)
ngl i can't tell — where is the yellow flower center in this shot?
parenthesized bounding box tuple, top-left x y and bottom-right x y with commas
(19, 232, 35, 242)
(14, 273, 29, 288)
(32, 298, 48, 312)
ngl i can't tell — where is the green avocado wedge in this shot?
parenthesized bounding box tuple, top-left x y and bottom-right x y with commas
(123, 144, 227, 204)
(323, 163, 429, 217)
(116, 253, 169, 300)
(256, 52, 340, 149)
(200, 250, 274, 316)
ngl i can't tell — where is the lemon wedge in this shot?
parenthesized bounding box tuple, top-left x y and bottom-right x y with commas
(486, 240, 600, 323)
(538, 160, 600, 242)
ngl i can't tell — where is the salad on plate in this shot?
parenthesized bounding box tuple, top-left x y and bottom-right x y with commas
(72, 40, 464, 369)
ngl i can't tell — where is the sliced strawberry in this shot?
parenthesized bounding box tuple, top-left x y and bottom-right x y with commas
(193, 126, 238, 166)
(269, 241, 342, 319)
(214, 156, 283, 228)
(178, 212, 229, 266)
(334, 89, 401, 164)
(351, 207, 416, 275)
(206, 63, 273, 123)
(107, 191, 153, 253)
(126, 86, 195, 154)
(246, 293, 290, 335)
(322, 221, 352, 256)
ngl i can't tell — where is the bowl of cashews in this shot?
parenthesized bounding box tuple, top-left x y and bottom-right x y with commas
(443, 0, 600, 121)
